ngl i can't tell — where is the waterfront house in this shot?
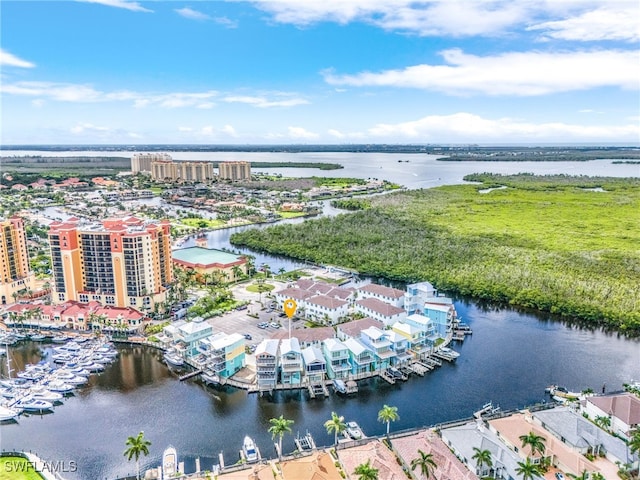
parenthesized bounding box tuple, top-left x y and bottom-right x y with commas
(359, 326, 395, 370)
(171, 317, 214, 358)
(304, 295, 349, 325)
(404, 281, 438, 314)
(386, 330, 413, 365)
(489, 413, 601, 477)
(338, 439, 408, 480)
(280, 451, 343, 480)
(392, 320, 428, 358)
(355, 297, 406, 327)
(441, 420, 521, 479)
(404, 312, 439, 348)
(301, 345, 326, 384)
(279, 337, 303, 385)
(533, 406, 632, 467)
(197, 332, 245, 379)
(336, 317, 384, 341)
(357, 283, 405, 308)
(343, 337, 376, 375)
(423, 301, 455, 338)
(582, 392, 640, 440)
(270, 327, 334, 349)
(255, 339, 279, 391)
(322, 338, 351, 380)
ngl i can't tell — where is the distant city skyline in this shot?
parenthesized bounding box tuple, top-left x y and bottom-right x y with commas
(1, 0, 639, 145)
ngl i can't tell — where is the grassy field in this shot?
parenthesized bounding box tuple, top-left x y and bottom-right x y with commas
(0, 457, 44, 480)
(231, 175, 640, 334)
(180, 218, 226, 229)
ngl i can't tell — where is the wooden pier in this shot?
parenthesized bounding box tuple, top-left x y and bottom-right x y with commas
(307, 383, 329, 398)
(380, 370, 396, 384)
(179, 369, 203, 381)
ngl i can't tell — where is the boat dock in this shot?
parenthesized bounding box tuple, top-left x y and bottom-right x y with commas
(179, 369, 203, 381)
(307, 383, 329, 398)
(294, 432, 316, 451)
(433, 349, 459, 362)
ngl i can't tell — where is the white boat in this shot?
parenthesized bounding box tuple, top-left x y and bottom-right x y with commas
(51, 334, 68, 343)
(162, 446, 177, 480)
(14, 396, 54, 413)
(0, 405, 21, 421)
(30, 386, 64, 403)
(201, 372, 219, 385)
(346, 421, 365, 440)
(45, 380, 75, 394)
(439, 347, 460, 358)
(242, 436, 258, 463)
(163, 351, 184, 367)
(333, 379, 347, 394)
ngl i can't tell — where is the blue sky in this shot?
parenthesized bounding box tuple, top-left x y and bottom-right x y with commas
(1, 0, 639, 145)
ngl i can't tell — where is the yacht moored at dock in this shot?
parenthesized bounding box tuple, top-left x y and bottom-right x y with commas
(242, 436, 259, 463)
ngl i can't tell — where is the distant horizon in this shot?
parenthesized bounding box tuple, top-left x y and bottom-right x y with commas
(2, 1, 638, 145)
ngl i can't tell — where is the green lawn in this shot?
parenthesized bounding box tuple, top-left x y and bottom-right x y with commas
(0, 457, 44, 480)
(278, 211, 307, 219)
(180, 218, 226, 229)
(246, 282, 275, 293)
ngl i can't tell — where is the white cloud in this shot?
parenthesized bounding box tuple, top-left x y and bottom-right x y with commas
(70, 122, 111, 134)
(323, 49, 640, 96)
(175, 7, 211, 21)
(31, 99, 45, 108)
(77, 0, 152, 13)
(328, 129, 345, 139)
(221, 125, 238, 137)
(287, 126, 319, 139)
(214, 17, 238, 28)
(365, 112, 640, 142)
(0, 49, 35, 68)
(223, 95, 309, 108)
(1, 81, 218, 108)
(528, 5, 640, 42)
(178, 126, 193, 132)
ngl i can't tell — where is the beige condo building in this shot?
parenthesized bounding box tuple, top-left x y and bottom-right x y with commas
(0, 216, 35, 304)
(131, 153, 172, 174)
(151, 159, 214, 183)
(48, 216, 173, 310)
(218, 161, 251, 181)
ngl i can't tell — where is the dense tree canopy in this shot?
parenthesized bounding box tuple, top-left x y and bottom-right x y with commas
(231, 175, 640, 335)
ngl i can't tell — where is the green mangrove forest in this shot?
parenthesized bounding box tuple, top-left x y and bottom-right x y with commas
(231, 174, 640, 335)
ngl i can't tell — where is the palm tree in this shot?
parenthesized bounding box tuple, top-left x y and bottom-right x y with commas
(124, 431, 151, 480)
(377, 404, 399, 438)
(594, 415, 611, 431)
(268, 415, 294, 461)
(410, 449, 437, 479)
(515, 458, 542, 480)
(472, 447, 493, 477)
(519, 431, 546, 459)
(324, 411, 347, 446)
(629, 431, 640, 476)
(353, 459, 379, 480)
(567, 470, 589, 480)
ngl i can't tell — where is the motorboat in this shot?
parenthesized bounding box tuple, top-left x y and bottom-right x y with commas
(13, 396, 54, 413)
(162, 446, 177, 479)
(0, 405, 21, 421)
(30, 386, 64, 403)
(346, 421, 365, 440)
(163, 351, 185, 368)
(333, 379, 347, 394)
(242, 436, 259, 463)
(29, 333, 49, 342)
(45, 380, 75, 394)
(52, 370, 88, 385)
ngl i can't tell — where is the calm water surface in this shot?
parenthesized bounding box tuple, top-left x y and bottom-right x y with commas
(0, 151, 637, 479)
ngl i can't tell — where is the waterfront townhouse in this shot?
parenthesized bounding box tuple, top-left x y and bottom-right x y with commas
(197, 332, 245, 379)
(392, 320, 428, 358)
(343, 337, 376, 375)
(270, 327, 335, 349)
(301, 345, 326, 384)
(171, 317, 214, 358)
(533, 406, 632, 467)
(423, 301, 456, 338)
(322, 338, 351, 380)
(255, 339, 279, 391)
(273, 287, 314, 313)
(489, 413, 600, 477)
(304, 295, 349, 325)
(404, 281, 437, 314)
(355, 297, 406, 327)
(336, 317, 384, 342)
(386, 330, 412, 365)
(359, 326, 395, 371)
(582, 392, 640, 440)
(338, 440, 408, 480)
(356, 283, 405, 308)
(279, 337, 303, 385)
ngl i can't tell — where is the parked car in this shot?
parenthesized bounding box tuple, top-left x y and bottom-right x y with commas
(269, 322, 280, 329)
(555, 473, 565, 480)
(244, 333, 252, 340)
